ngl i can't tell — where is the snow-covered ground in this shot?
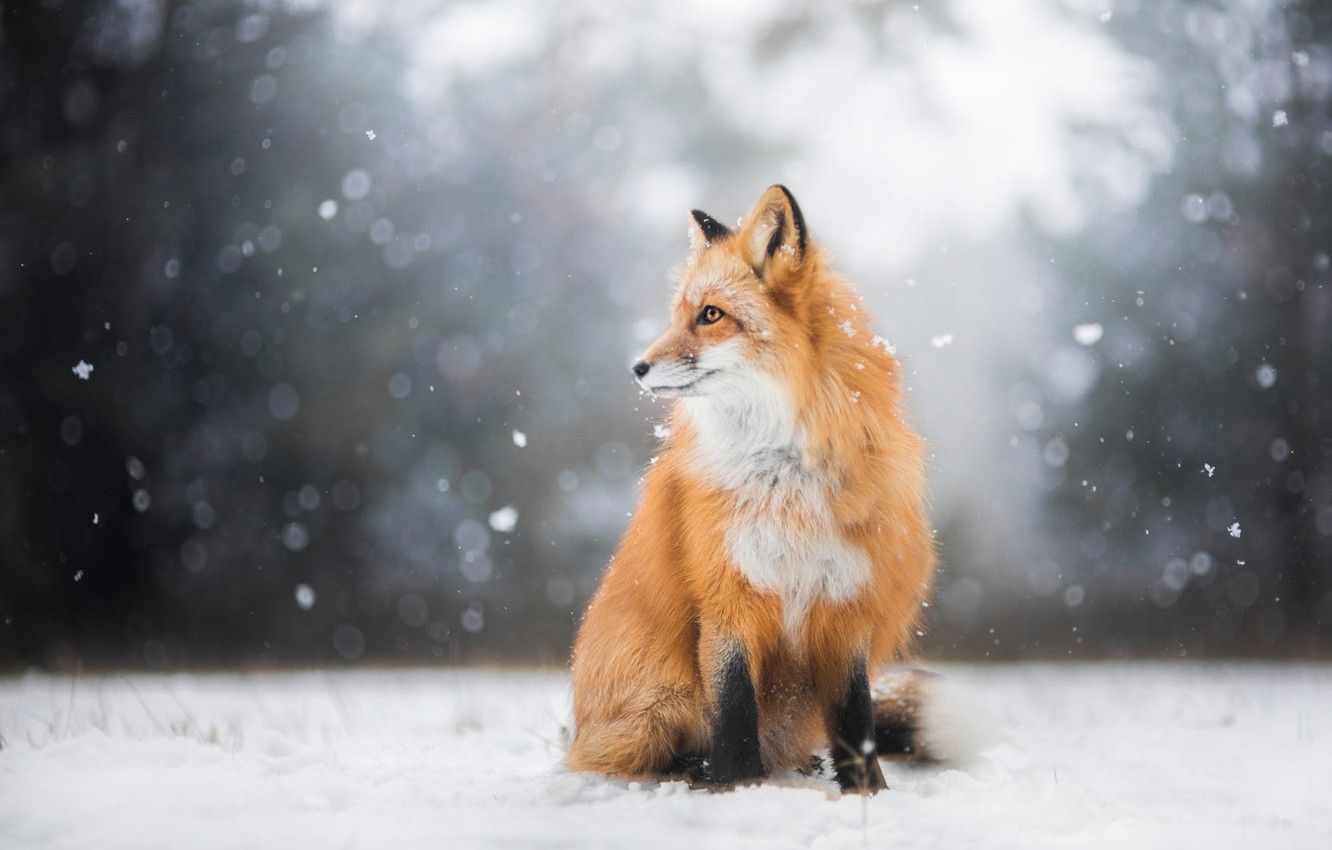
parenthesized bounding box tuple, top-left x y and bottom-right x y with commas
(1, 664, 1328, 849)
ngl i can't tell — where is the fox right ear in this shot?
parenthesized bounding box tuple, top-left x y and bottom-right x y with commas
(740, 185, 806, 280)
(688, 209, 730, 252)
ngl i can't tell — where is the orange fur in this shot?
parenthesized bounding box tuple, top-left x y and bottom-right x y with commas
(568, 186, 936, 781)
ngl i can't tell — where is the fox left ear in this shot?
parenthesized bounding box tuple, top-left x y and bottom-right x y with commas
(688, 209, 731, 253)
(742, 184, 806, 277)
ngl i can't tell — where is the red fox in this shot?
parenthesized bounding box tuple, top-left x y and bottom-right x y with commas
(568, 185, 939, 793)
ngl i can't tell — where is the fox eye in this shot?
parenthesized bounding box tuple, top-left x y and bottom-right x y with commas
(698, 305, 724, 325)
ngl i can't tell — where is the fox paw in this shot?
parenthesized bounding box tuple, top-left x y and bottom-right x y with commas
(688, 756, 766, 791)
(835, 755, 888, 795)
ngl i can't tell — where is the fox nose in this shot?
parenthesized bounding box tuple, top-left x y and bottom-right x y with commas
(631, 361, 650, 378)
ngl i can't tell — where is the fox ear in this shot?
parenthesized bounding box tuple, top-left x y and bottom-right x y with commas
(742, 185, 806, 277)
(688, 209, 730, 252)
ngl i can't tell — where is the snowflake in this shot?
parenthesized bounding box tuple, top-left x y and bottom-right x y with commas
(872, 335, 896, 355)
(512, 430, 527, 448)
(365, 129, 377, 140)
(488, 505, 518, 533)
(931, 333, 954, 349)
(1202, 463, 1215, 478)
(839, 319, 856, 337)
(1227, 522, 1242, 539)
(71, 360, 94, 380)
(1073, 323, 1103, 346)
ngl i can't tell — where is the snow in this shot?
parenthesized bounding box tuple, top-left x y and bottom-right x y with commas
(488, 505, 518, 533)
(930, 333, 954, 349)
(294, 583, 316, 610)
(512, 430, 527, 448)
(70, 359, 94, 380)
(1228, 521, 1243, 539)
(1073, 322, 1104, 345)
(1256, 363, 1278, 389)
(1, 664, 1328, 849)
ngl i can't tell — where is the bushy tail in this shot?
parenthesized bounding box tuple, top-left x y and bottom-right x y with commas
(871, 668, 995, 764)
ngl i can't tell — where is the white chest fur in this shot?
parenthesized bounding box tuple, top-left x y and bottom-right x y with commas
(683, 372, 871, 633)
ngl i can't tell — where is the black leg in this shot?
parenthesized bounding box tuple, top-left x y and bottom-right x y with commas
(701, 649, 765, 787)
(831, 656, 888, 794)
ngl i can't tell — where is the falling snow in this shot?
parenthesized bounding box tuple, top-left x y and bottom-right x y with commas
(7, 0, 1327, 758)
(1255, 363, 1278, 389)
(488, 505, 518, 533)
(1073, 323, 1104, 345)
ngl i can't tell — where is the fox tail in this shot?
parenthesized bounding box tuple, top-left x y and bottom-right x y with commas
(871, 668, 996, 764)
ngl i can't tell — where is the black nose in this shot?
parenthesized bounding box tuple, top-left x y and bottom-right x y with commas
(631, 361, 650, 378)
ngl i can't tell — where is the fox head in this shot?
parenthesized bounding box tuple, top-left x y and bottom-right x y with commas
(632, 185, 820, 399)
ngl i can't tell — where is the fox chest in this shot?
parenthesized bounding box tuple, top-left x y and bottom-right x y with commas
(682, 384, 872, 631)
(719, 451, 872, 630)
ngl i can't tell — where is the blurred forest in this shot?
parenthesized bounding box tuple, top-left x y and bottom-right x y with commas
(1, 0, 1328, 671)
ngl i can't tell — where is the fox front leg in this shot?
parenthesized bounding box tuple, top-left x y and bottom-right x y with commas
(830, 655, 888, 794)
(699, 648, 765, 787)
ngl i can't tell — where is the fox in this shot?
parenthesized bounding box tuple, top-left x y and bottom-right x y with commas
(568, 185, 942, 793)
